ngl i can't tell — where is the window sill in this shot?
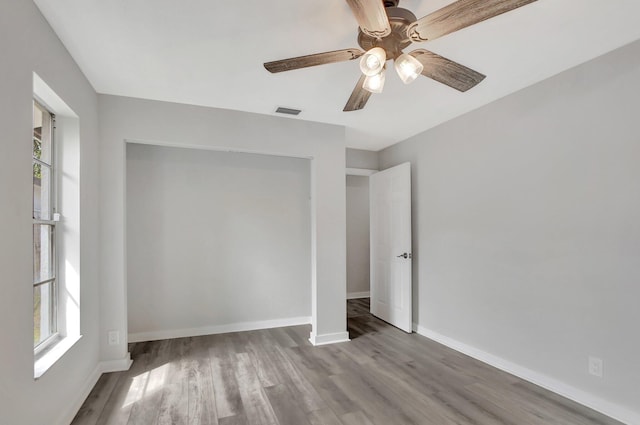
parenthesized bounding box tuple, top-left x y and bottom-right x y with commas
(34, 334, 82, 380)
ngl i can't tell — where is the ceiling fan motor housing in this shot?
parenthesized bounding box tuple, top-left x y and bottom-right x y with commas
(357, 6, 417, 60)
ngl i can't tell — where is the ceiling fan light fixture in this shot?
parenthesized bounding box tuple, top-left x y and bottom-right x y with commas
(394, 53, 424, 84)
(359, 47, 386, 76)
(362, 67, 386, 93)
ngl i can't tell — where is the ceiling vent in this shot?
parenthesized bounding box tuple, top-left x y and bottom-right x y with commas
(275, 107, 302, 116)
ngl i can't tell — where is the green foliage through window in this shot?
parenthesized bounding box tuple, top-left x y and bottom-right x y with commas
(33, 136, 42, 179)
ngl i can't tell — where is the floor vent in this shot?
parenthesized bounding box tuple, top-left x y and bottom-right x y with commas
(275, 107, 302, 116)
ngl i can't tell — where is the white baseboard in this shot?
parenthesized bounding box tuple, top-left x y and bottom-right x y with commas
(413, 324, 639, 425)
(128, 316, 312, 343)
(55, 362, 102, 425)
(54, 354, 133, 425)
(100, 354, 133, 374)
(309, 331, 350, 346)
(347, 291, 370, 299)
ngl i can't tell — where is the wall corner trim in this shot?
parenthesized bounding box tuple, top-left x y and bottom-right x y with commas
(101, 355, 134, 374)
(414, 325, 640, 425)
(309, 331, 350, 346)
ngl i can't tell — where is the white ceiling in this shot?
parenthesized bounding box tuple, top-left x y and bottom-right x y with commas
(34, 0, 640, 151)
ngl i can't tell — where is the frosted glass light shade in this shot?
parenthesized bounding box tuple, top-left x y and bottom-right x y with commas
(362, 68, 386, 93)
(394, 53, 424, 84)
(360, 47, 386, 77)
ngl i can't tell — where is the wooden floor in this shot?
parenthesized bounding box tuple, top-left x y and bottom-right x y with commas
(72, 299, 622, 425)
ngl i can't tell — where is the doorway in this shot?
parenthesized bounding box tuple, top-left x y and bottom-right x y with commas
(346, 167, 378, 301)
(346, 162, 413, 334)
(346, 173, 372, 300)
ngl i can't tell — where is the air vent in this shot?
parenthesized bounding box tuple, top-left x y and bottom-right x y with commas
(275, 107, 302, 116)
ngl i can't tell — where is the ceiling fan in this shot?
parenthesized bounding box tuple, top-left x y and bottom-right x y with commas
(264, 0, 537, 111)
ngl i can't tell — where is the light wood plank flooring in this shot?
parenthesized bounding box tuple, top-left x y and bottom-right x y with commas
(72, 299, 622, 425)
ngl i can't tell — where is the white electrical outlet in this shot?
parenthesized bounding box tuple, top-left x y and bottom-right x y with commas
(108, 330, 120, 346)
(588, 356, 603, 378)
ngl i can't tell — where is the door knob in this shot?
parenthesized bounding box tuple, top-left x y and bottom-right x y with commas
(397, 252, 412, 259)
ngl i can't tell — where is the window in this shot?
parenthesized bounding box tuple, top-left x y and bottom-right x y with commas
(33, 100, 57, 350)
(32, 74, 83, 378)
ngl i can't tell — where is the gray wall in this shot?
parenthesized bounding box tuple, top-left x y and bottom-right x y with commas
(346, 175, 370, 296)
(99, 94, 348, 358)
(346, 148, 379, 170)
(0, 2, 102, 425)
(126, 144, 311, 338)
(380, 40, 640, 419)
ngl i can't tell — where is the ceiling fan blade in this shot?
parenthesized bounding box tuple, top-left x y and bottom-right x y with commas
(408, 0, 537, 42)
(264, 49, 364, 73)
(345, 0, 391, 38)
(344, 74, 372, 112)
(410, 49, 486, 92)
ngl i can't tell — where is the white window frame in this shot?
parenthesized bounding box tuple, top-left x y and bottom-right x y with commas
(33, 100, 60, 355)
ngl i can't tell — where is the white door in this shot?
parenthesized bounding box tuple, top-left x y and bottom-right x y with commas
(370, 162, 412, 332)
